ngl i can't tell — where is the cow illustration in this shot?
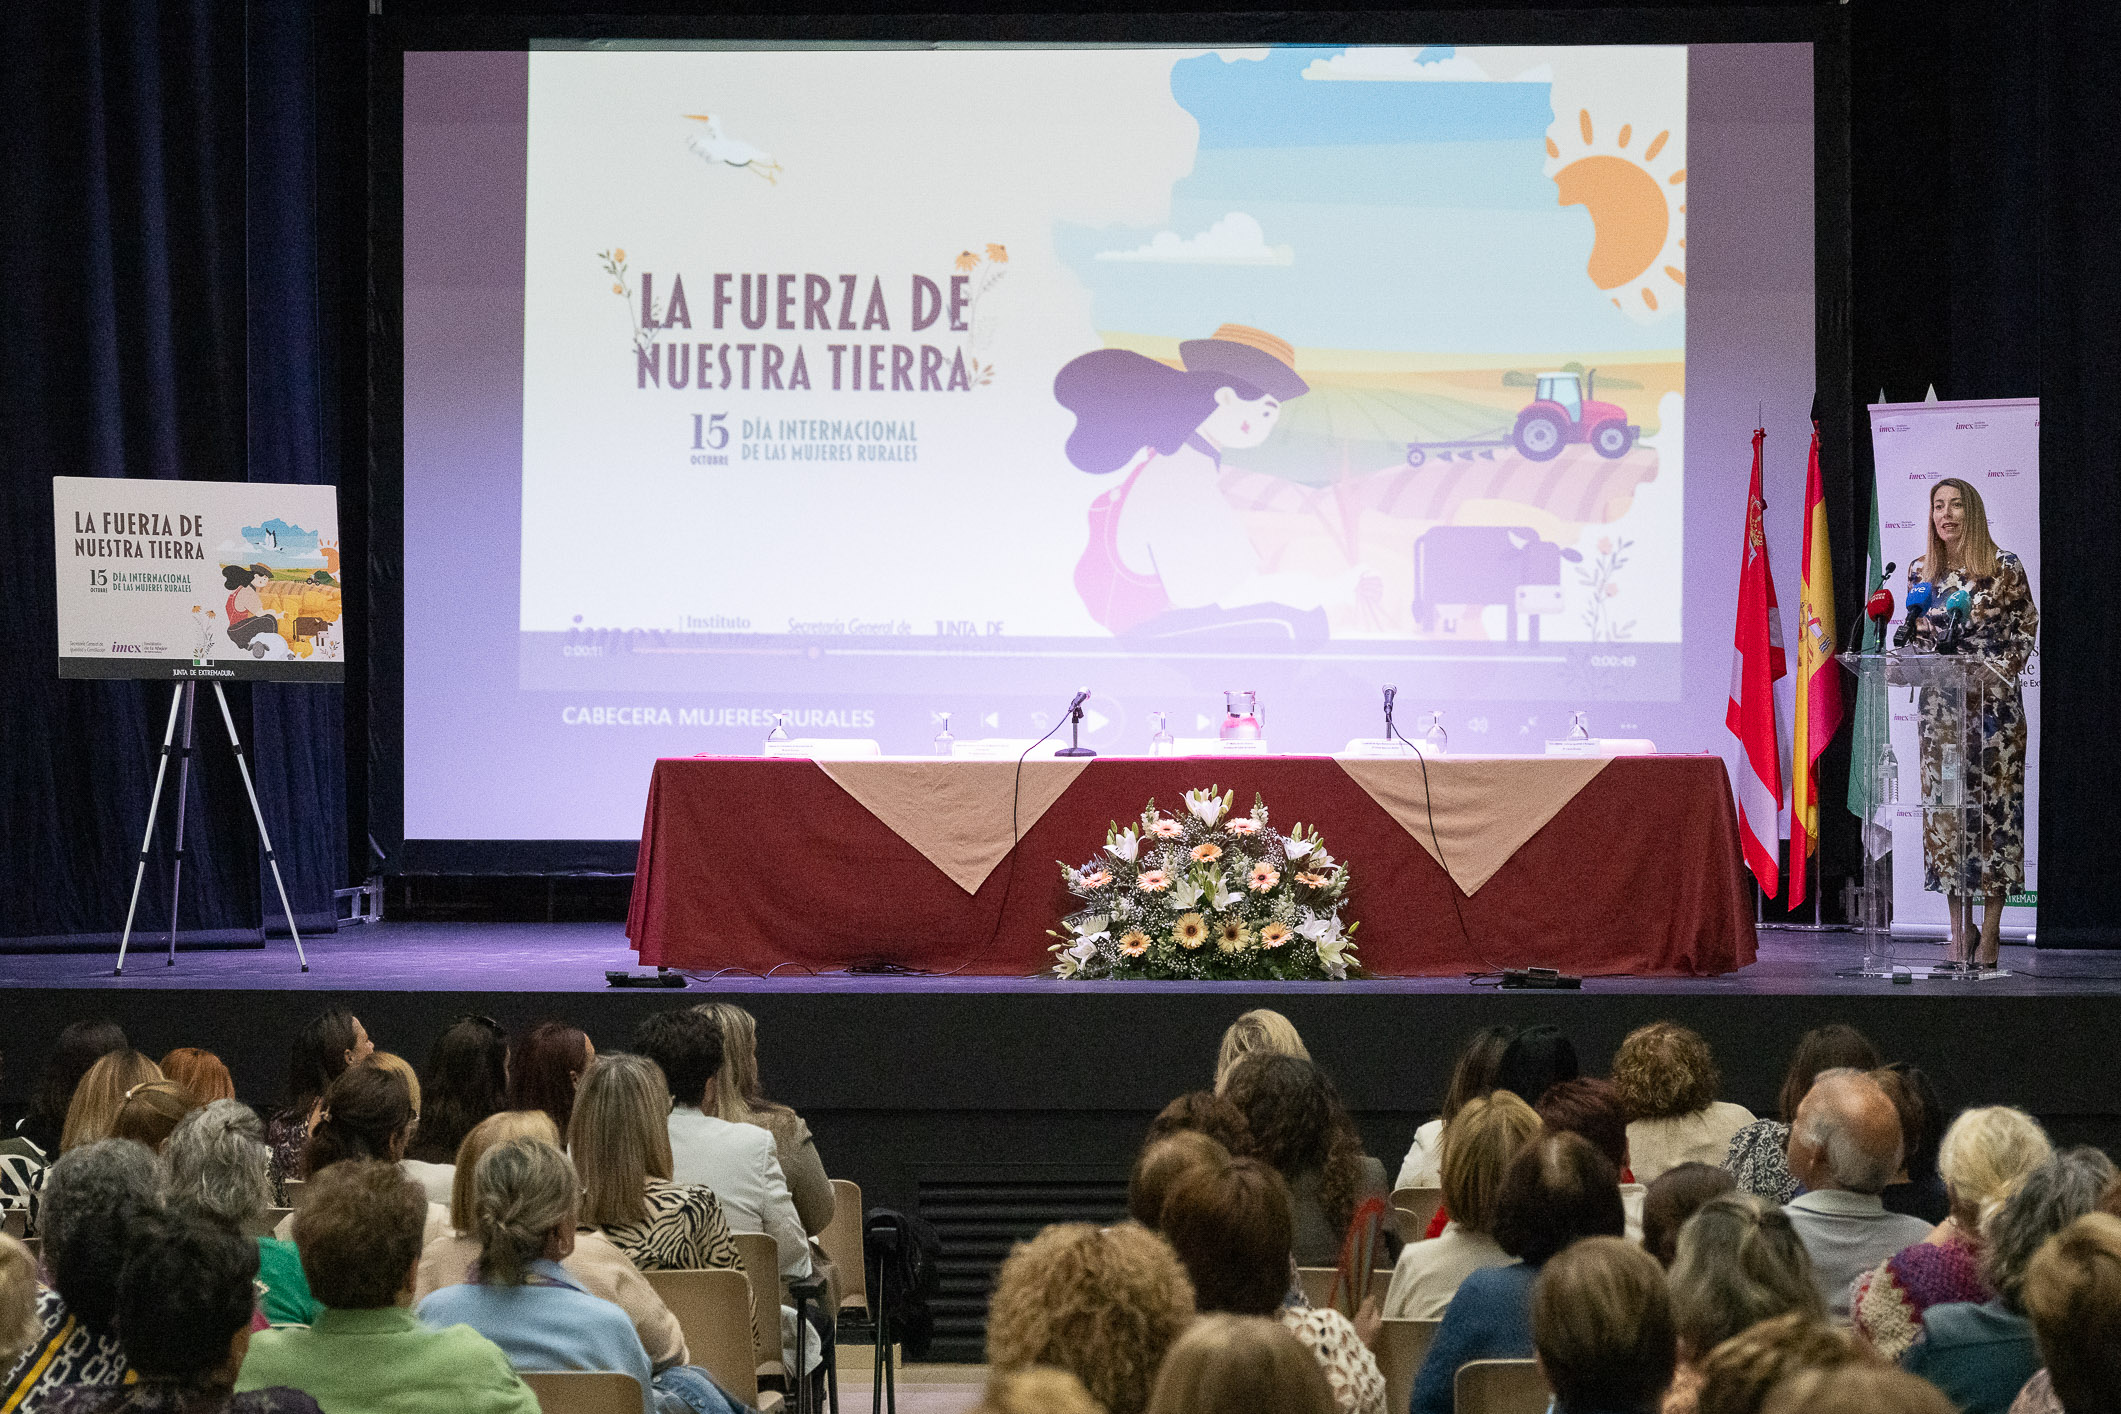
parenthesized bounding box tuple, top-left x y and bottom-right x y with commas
(1413, 526, 1585, 643)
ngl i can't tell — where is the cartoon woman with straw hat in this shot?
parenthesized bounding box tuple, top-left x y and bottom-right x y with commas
(1055, 324, 1375, 639)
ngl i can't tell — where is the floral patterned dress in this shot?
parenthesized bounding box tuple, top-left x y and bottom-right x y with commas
(1903, 552, 2036, 895)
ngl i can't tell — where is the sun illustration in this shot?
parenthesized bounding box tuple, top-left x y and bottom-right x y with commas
(1547, 108, 1685, 320)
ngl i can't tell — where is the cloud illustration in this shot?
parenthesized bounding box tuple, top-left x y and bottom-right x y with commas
(1094, 212, 1294, 266)
(1302, 47, 1546, 83)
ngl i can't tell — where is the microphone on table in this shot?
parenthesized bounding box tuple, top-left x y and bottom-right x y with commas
(1382, 683, 1398, 738)
(1895, 580, 1934, 648)
(1067, 687, 1091, 712)
(1056, 687, 1096, 758)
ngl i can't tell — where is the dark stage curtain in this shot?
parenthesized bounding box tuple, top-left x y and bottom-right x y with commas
(0, 0, 351, 947)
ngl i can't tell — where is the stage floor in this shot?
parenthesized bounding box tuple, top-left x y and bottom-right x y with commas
(4, 921, 2119, 996)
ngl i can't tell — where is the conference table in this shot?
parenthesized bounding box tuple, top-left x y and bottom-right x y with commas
(625, 752, 1757, 978)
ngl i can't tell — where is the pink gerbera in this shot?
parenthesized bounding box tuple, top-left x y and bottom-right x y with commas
(1081, 869, 1112, 889)
(1150, 818, 1186, 839)
(1137, 870, 1172, 892)
(1226, 818, 1261, 836)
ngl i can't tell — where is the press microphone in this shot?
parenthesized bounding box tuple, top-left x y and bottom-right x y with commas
(1939, 588, 1972, 653)
(1865, 588, 1895, 624)
(1895, 580, 1934, 648)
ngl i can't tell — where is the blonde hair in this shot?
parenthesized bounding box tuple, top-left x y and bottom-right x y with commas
(975, 1367, 1106, 1414)
(367, 1052, 423, 1119)
(1924, 478, 2002, 580)
(450, 1109, 561, 1234)
(570, 1054, 675, 1229)
(471, 1137, 577, 1287)
(692, 1002, 786, 1126)
(1611, 1022, 1723, 1120)
(1440, 1091, 1542, 1235)
(2022, 1212, 2121, 1414)
(0, 1234, 39, 1372)
(61, 1050, 164, 1152)
(158, 1049, 235, 1104)
(986, 1222, 1196, 1414)
(110, 1079, 198, 1152)
(1144, 1314, 1334, 1414)
(1936, 1106, 2051, 1229)
(1212, 1010, 1309, 1094)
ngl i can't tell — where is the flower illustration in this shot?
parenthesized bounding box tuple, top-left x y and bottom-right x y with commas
(1117, 930, 1150, 957)
(1296, 871, 1329, 887)
(1247, 864, 1280, 892)
(985, 243, 1008, 263)
(611, 283, 624, 294)
(614, 249, 625, 262)
(1227, 818, 1261, 836)
(1215, 918, 1251, 954)
(954, 250, 980, 272)
(1081, 868, 1112, 889)
(1137, 870, 1172, 893)
(1190, 842, 1223, 863)
(1150, 818, 1186, 839)
(1173, 913, 1209, 949)
(1259, 921, 1292, 949)
(1605, 581, 1620, 598)
(1598, 537, 1613, 555)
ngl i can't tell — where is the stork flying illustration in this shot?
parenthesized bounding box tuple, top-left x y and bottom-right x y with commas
(682, 113, 783, 184)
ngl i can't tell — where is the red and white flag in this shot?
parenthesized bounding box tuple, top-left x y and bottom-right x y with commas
(1727, 427, 1788, 896)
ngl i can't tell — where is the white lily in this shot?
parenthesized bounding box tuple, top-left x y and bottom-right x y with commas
(1171, 876, 1205, 909)
(1294, 912, 1340, 944)
(1053, 954, 1080, 978)
(1209, 877, 1243, 912)
(1072, 914, 1111, 940)
(1315, 934, 1351, 979)
(1282, 833, 1316, 862)
(1183, 787, 1231, 827)
(1066, 936, 1102, 967)
(1105, 827, 1141, 863)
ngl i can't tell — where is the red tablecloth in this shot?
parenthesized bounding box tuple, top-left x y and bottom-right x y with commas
(626, 755, 1757, 978)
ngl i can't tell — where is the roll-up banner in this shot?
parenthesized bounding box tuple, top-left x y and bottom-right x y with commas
(1865, 398, 2039, 939)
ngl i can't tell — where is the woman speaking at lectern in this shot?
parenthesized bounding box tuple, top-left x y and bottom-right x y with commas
(1902, 477, 2037, 969)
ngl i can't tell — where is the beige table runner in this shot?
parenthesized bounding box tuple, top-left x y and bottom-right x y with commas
(814, 758, 1094, 893)
(1335, 755, 1612, 896)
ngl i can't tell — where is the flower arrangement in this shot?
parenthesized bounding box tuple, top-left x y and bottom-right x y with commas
(1050, 786, 1359, 981)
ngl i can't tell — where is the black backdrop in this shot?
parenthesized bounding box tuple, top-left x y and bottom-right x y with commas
(4, 0, 2117, 947)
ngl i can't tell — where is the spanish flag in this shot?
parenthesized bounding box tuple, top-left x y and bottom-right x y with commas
(1789, 423, 1844, 906)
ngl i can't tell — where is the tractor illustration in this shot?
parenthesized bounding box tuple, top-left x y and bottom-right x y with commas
(1406, 370, 1641, 466)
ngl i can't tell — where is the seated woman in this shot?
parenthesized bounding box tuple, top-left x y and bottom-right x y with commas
(418, 1110, 693, 1380)
(1410, 1132, 1626, 1414)
(1641, 1164, 1737, 1269)
(110, 1080, 197, 1154)
(985, 1222, 1195, 1414)
(692, 1004, 834, 1237)
(2018, 1212, 2121, 1414)
(1161, 1157, 1386, 1414)
(569, 1056, 745, 1275)
(165, 1101, 321, 1326)
(1213, 1010, 1311, 1095)
(1144, 1091, 1254, 1158)
(1532, 1237, 1677, 1414)
(1664, 1195, 1824, 1414)
(59, 1051, 164, 1152)
(266, 1009, 373, 1196)
(290, 1062, 449, 1246)
(1385, 1091, 1542, 1320)
(1127, 1131, 1230, 1232)
(1853, 1106, 2051, 1360)
(416, 1138, 738, 1414)
(1222, 1055, 1394, 1266)
(2, 1021, 127, 1223)
(1145, 1314, 1336, 1414)
(2, 1141, 164, 1412)
(47, 1210, 321, 1414)
(1538, 1078, 1647, 1242)
(507, 1022, 593, 1139)
(1611, 1023, 1755, 1185)
(1873, 1064, 1951, 1224)
(1724, 1025, 1879, 1205)
(404, 1018, 511, 1207)
(1398, 1026, 1515, 1191)
(159, 1049, 236, 1105)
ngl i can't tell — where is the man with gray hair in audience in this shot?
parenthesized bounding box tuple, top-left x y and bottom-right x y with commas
(1780, 1068, 1933, 1317)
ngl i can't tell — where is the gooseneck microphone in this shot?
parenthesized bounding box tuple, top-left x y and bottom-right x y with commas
(1382, 683, 1398, 736)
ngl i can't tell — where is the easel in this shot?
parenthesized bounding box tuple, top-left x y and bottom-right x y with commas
(115, 680, 309, 974)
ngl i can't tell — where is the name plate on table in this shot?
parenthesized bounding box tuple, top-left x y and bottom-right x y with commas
(1342, 738, 1414, 759)
(760, 739, 882, 759)
(1544, 737, 1657, 757)
(1172, 737, 1277, 755)
(947, 738, 1073, 760)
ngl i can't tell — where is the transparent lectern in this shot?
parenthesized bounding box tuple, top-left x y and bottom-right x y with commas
(1837, 648, 2014, 978)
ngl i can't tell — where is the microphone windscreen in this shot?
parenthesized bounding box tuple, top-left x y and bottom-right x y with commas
(1906, 581, 1935, 612)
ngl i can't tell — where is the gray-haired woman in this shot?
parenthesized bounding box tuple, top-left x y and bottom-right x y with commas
(1663, 1194, 1824, 1414)
(165, 1101, 320, 1326)
(1903, 1147, 2116, 1414)
(414, 1139, 740, 1414)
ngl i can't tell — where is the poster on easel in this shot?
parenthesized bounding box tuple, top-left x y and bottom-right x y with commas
(52, 477, 345, 683)
(1865, 398, 2040, 940)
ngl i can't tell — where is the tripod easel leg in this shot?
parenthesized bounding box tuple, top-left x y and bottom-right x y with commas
(116, 685, 186, 976)
(165, 684, 198, 966)
(213, 684, 309, 972)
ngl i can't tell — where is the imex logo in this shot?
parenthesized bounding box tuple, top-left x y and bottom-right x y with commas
(111, 644, 145, 653)
(1988, 467, 2022, 477)
(1877, 424, 1911, 433)
(1952, 421, 1989, 430)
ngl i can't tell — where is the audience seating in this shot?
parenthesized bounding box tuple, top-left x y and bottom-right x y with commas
(244, 1207, 293, 1238)
(1296, 1265, 1394, 1317)
(283, 1178, 309, 1210)
(640, 1268, 780, 1414)
(517, 1370, 644, 1414)
(1392, 1184, 1444, 1237)
(731, 1230, 788, 1390)
(1455, 1358, 1547, 1414)
(820, 1178, 867, 1320)
(1376, 1317, 1442, 1414)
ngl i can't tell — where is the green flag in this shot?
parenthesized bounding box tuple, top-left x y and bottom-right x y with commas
(1847, 472, 1889, 852)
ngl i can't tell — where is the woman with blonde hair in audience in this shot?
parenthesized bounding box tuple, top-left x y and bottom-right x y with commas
(60, 1050, 163, 1151)
(1127, 1130, 1229, 1231)
(1852, 1105, 2051, 1359)
(1397, 1024, 1515, 1190)
(159, 1048, 236, 1104)
(1384, 1090, 1541, 1320)
(0, 1233, 39, 1374)
(417, 1138, 739, 1414)
(1145, 1314, 1336, 1414)
(691, 1002, 835, 1235)
(1161, 1158, 1385, 1414)
(2015, 1212, 2121, 1414)
(1212, 1008, 1310, 1093)
(419, 1109, 698, 1380)
(975, 1367, 1106, 1414)
(1762, 1366, 1955, 1414)
(1663, 1195, 1824, 1414)
(111, 1079, 198, 1153)
(986, 1221, 1195, 1414)
(1533, 1237, 1678, 1414)
(570, 1055, 745, 1275)
(1612, 1022, 1756, 1185)
(1692, 1312, 1868, 1414)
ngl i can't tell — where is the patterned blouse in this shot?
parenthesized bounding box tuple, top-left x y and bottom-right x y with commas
(597, 1178, 743, 1275)
(3, 1290, 128, 1414)
(46, 1382, 321, 1414)
(1851, 1228, 1991, 1361)
(1724, 1120, 1799, 1205)
(263, 1111, 310, 1205)
(1278, 1304, 1387, 1414)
